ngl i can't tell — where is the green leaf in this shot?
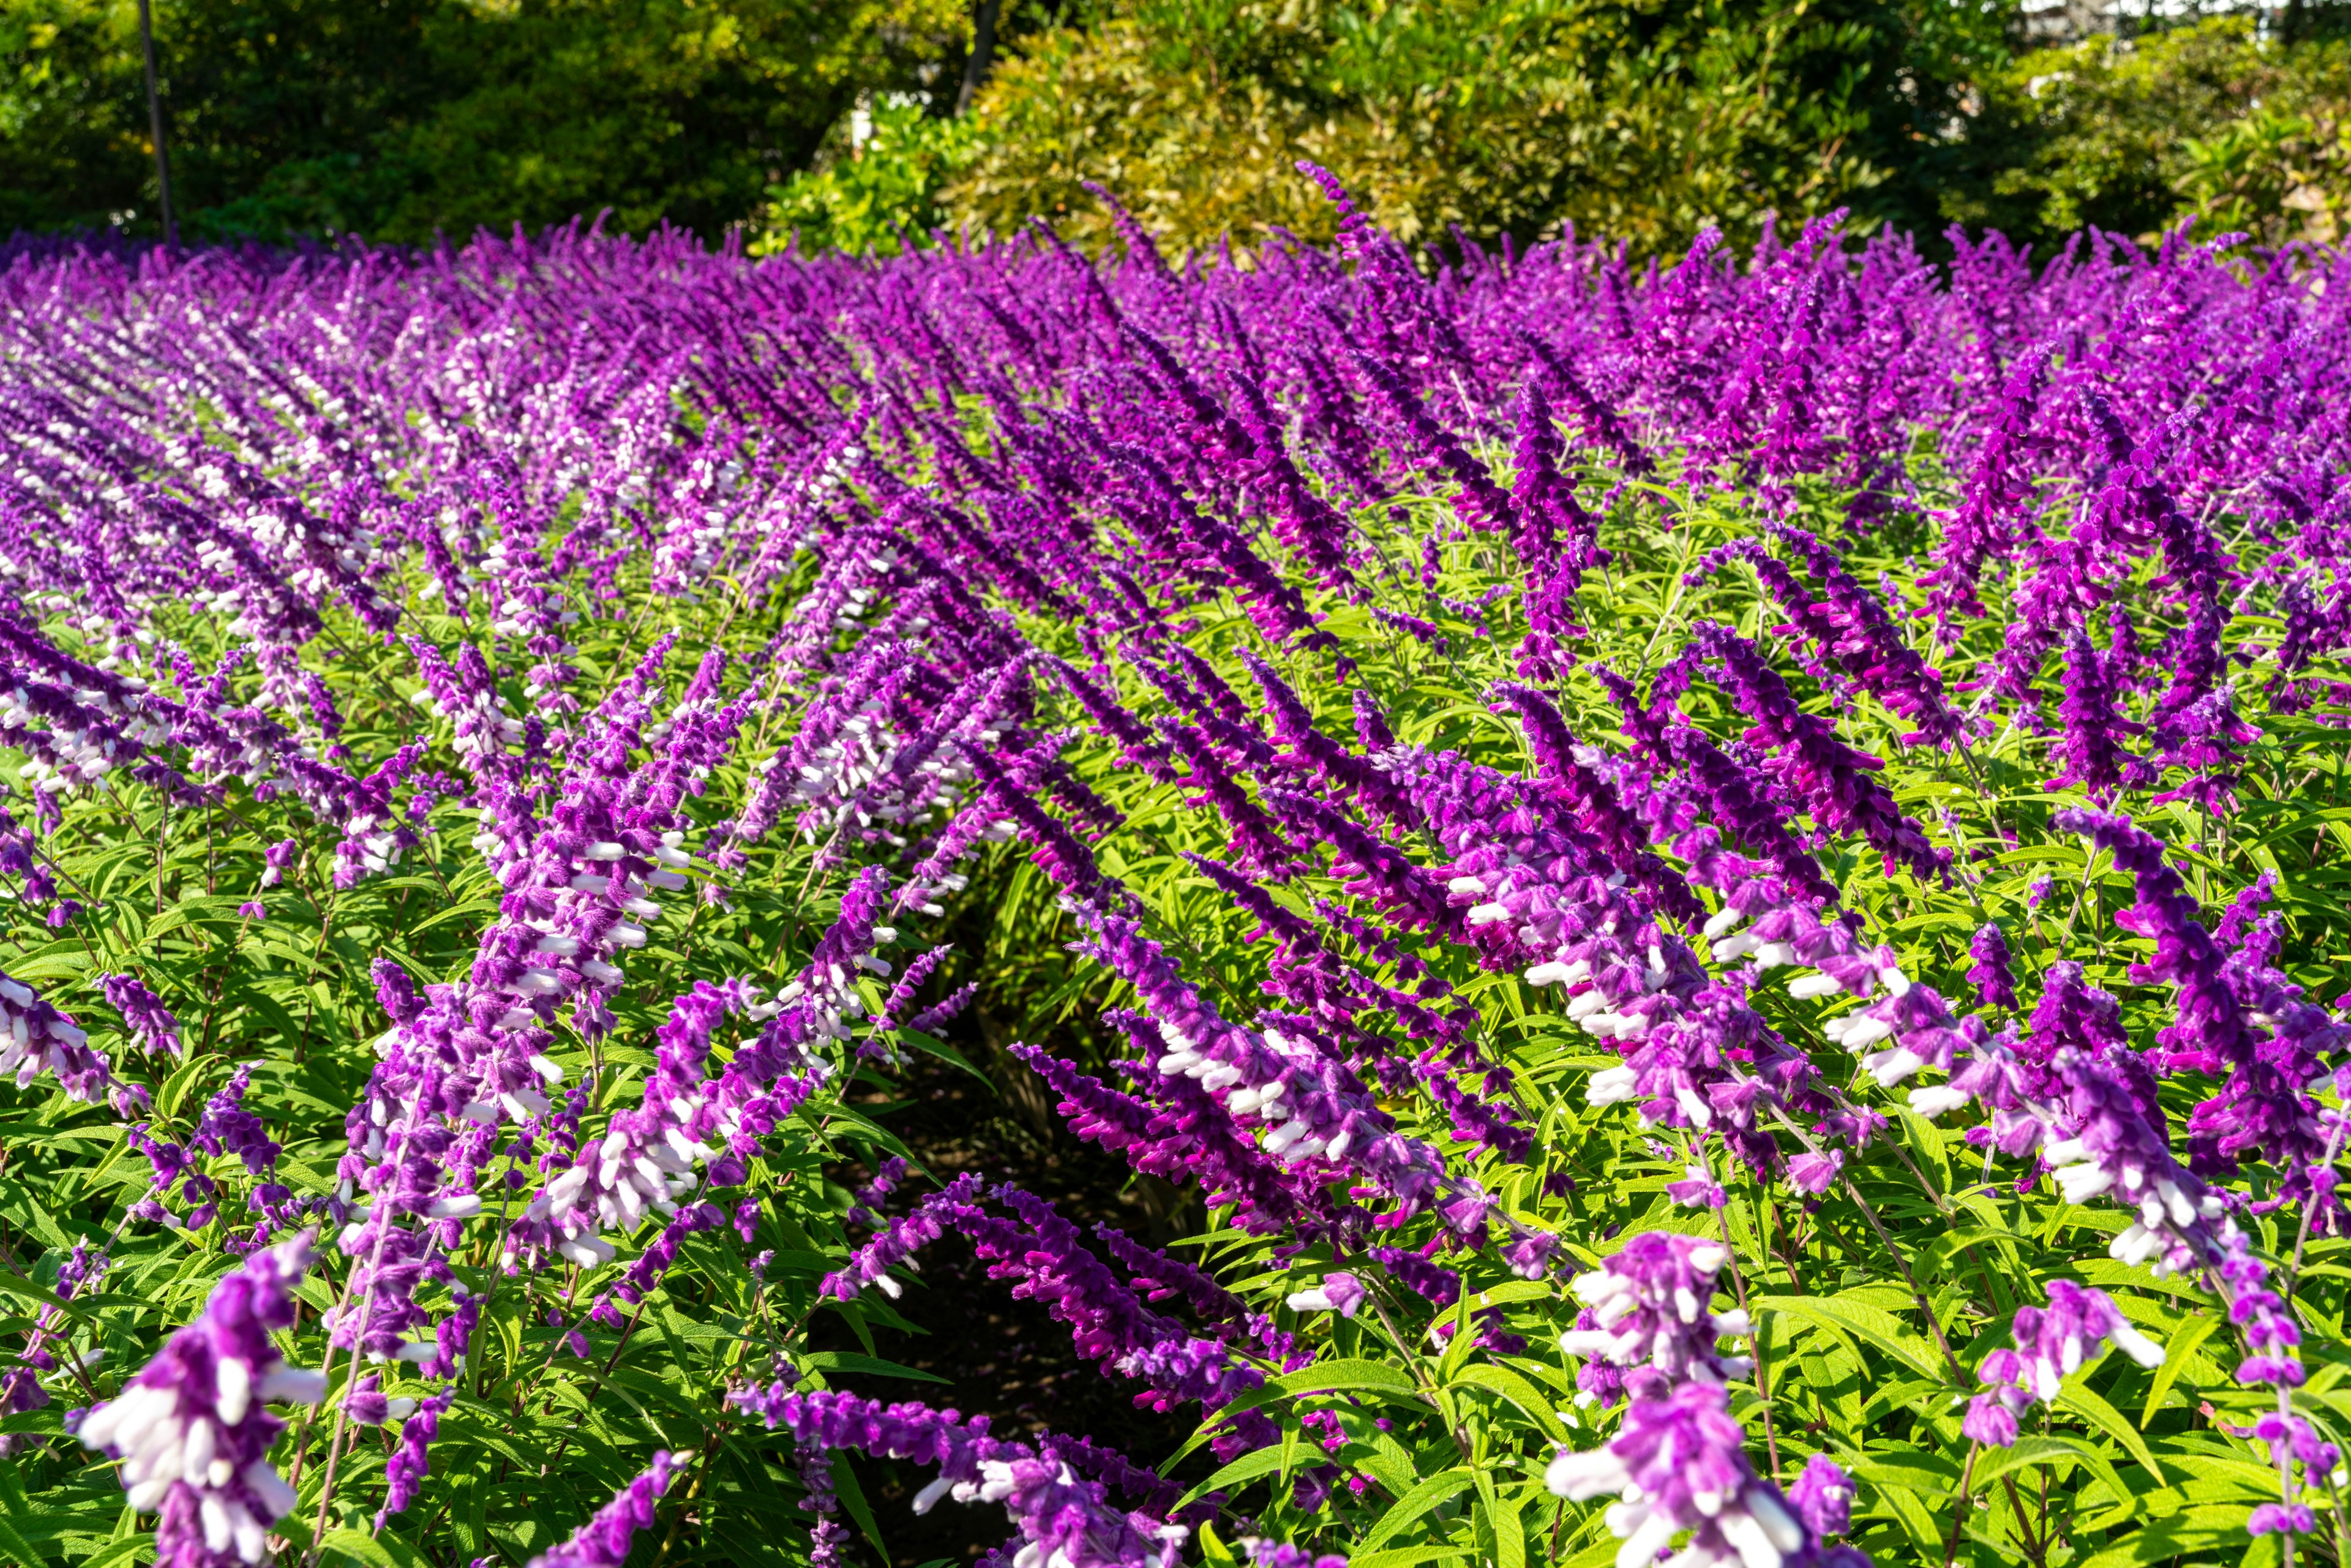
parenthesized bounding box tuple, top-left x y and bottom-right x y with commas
(1446, 1363, 1567, 1442)
(2056, 1381, 2165, 1483)
(797, 1350, 951, 1385)
(0, 1268, 97, 1330)
(1471, 1469, 1526, 1568)
(1357, 1466, 1473, 1552)
(896, 1027, 992, 1085)
(1973, 1431, 2134, 1511)
(1275, 1357, 1423, 1399)
(1754, 1292, 1949, 1383)
(1176, 1442, 1294, 1509)
(2140, 1310, 2222, 1427)
(1171, 1357, 1429, 1466)
(318, 1528, 432, 1568)
(831, 1452, 890, 1564)
(0, 1468, 54, 1567)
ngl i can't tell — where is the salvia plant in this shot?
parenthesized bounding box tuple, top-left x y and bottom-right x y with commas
(0, 186, 2347, 1568)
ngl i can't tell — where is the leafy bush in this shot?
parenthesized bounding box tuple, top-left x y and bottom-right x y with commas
(753, 94, 982, 258)
(945, 0, 2006, 256)
(1940, 15, 2351, 249)
(4, 192, 2351, 1568)
(0, 0, 968, 241)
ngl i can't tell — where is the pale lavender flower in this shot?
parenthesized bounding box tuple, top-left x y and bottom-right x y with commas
(1283, 1272, 1365, 1318)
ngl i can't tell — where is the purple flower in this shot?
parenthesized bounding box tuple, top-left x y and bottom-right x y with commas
(0, 969, 135, 1111)
(2057, 809, 2330, 1191)
(77, 1236, 324, 1565)
(1561, 1232, 1752, 1392)
(1967, 923, 2018, 1011)
(527, 1452, 679, 1568)
(1367, 1246, 1460, 1308)
(1787, 1454, 1854, 1538)
(1246, 1542, 1349, 1568)
(729, 1388, 1185, 1568)
(1964, 1281, 2163, 1447)
(2042, 632, 2149, 799)
(101, 972, 182, 1057)
(2249, 1503, 2319, 1537)
(1546, 1382, 1810, 1568)
(1283, 1272, 1365, 1318)
(379, 1387, 457, 1522)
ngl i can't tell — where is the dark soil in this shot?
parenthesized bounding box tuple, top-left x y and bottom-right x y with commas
(803, 1043, 1223, 1567)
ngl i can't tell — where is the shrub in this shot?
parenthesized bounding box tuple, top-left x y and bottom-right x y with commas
(753, 94, 983, 257)
(945, 0, 2003, 256)
(1941, 14, 2351, 248)
(0, 0, 969, 242)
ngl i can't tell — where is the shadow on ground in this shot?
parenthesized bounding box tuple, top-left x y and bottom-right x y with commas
(802, 1044, 1222, 1567)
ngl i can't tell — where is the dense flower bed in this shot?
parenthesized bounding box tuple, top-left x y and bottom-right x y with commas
(2, 193, 2349, 1568)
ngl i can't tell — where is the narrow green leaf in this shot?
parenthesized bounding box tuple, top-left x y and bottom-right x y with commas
(1356, 1466, 1472, 1552)
(2057, 1381, 2165, 1483)
(2140, 1311, 2222, 1427)
(797, 1350, 951, 1385)
(1755, 1292, 1948, 1383)
(831, 1452, 890, 1564)
(1176, 1442, 1292, 1510)
(1447, 1363, 1567, 1442)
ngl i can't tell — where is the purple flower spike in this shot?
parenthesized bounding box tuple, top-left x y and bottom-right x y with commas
(378, 1387, 457, 1523)
(77, 1236, 325, 1565)
(1967, 923, 2019, 1012)
(527, 1452, 680, 1568)
(1547, 1382, 1813, 1568)
(1561, 1232, 1752, 1393)
(102, 972, 183, 1057)
(1965, 1281, 2163, 1447)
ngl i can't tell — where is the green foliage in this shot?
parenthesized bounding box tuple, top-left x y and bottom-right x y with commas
(0, 0, 969, 241)
(1937, 15, 2351, 249)
(954, 408, 2349, 1566)
(0, 577, 921, 1567)
(943, 0, 2008, 257)
(1, 0, 185, 233)
(753, 94, 982, 257)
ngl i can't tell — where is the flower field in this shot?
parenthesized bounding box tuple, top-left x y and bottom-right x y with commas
(1, 188, 2349, 1568)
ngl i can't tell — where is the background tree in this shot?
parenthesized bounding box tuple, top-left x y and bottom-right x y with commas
(0, 0, 967, 241)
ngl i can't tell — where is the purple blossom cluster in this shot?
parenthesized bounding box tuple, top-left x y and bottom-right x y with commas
(75, 1237, 324, 1566)
(9, 189, 2351, 1568)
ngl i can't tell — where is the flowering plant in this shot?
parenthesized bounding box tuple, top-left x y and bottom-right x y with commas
(3, 191, 2350, 1568)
